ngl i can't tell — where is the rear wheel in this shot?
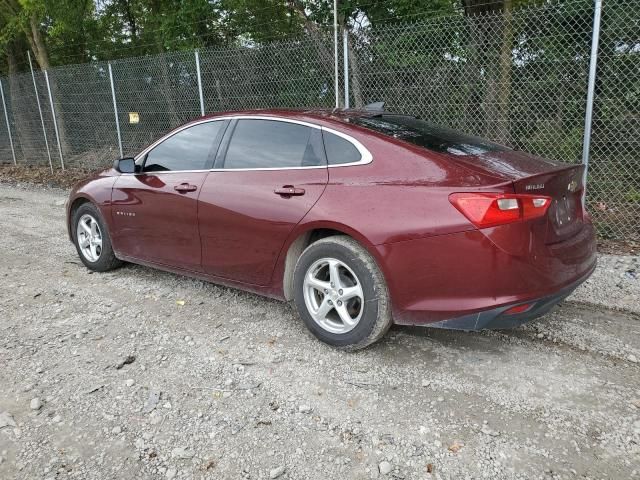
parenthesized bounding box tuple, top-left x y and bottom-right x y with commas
(72, 203, 122, 272)
(293, 236, 392, 350)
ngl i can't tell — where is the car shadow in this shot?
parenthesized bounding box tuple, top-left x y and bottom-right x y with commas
(97, 262, 525, 359)
(374, 323, 519, 359)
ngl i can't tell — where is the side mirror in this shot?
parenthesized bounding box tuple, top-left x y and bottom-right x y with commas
(114, 157, 137, 174)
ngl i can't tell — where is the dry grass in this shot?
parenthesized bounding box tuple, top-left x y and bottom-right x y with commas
(598, 238, 639, 256)
(0, 164, 102, 190)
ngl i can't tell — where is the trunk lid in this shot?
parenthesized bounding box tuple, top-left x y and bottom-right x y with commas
(512, 164, 584, 243)
(450, 151, 585, 244)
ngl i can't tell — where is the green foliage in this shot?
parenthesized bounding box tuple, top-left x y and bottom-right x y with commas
(0, 0, 469, 70)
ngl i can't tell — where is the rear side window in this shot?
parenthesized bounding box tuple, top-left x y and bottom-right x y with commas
(349, 115, 510, 156)
(143, 121, 224, 172)
(322, 131, 362, 165)
(223, 119, 324, 169)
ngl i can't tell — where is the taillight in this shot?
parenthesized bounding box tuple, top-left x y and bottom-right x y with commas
(449, 193, 552, 228)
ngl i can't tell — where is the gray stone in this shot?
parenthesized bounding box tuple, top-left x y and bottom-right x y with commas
(379, 461, 393, 475)
(269, 466, 286, 479)
(171, 447, 195, 460)
(166, 467, 177, 479)
(0, 412, 17, 429)
(143, 390, 161, 413)
(481, 425, 500, 437)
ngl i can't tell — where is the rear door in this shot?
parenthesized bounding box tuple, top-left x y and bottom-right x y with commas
(198, 118, 328, 285)
(111, 120, 227, 271)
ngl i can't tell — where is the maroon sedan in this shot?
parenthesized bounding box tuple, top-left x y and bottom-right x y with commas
(66, 109, 596, 349)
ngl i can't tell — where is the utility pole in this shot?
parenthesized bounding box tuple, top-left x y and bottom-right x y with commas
(28, 51, 53, 172)
(333, 0, 339, 108)
(581, 0, 603, 202)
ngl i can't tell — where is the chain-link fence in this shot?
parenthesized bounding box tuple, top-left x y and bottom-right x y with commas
(588, 0, 640, 240)
(350, 2, 592, 161)
(0, 0, 637, 240)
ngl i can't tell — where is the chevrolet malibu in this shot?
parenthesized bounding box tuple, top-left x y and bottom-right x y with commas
(66, 109, 597, 349)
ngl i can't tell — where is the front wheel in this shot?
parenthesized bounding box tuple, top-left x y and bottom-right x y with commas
(72, 202, 122, 272)
(293, 236, 392, 350)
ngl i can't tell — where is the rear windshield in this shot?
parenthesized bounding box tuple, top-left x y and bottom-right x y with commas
(349, 115, 511, 156)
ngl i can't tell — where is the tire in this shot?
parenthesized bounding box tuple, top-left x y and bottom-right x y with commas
(72, 202, 122, 272)
(293, 235, 392, 350)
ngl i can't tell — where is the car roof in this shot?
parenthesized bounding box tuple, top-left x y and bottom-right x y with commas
(198, 108, 393, 127)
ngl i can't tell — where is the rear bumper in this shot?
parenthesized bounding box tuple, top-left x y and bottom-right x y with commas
(424, 265, 593, 330)
(376, 221, 597, 327)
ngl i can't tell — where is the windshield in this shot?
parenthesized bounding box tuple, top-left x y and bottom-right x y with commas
(349, 115, 511, 156)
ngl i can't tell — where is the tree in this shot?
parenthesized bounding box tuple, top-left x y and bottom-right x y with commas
(463, 0, 514, 143)
(0, 0, 51, 69)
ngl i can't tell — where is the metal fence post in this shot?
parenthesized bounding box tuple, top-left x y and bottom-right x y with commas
(44, 71, 65, 170)
(0, 79, 17, 165)
(28, 51, 53, 173)
(333, 0, 339, 108)
(195, 50, 205, 116)
(343, 29, 350, 109)
(581, 0, 603, 200)
(108, 63, 123, 158)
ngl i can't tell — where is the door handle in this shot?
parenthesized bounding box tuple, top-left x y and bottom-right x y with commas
(174, 183, 197, 193)
(274, 185, 305, 197)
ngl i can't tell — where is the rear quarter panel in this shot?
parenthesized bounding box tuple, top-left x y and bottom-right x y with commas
(303, 128, 509, 245)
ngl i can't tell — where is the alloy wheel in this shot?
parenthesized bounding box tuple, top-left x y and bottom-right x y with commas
(77, 214, 103, 262)
(302, 257, 364, 334)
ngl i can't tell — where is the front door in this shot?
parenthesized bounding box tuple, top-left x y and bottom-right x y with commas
(198, 118, 328, 285)
(111, 120, 227, 271)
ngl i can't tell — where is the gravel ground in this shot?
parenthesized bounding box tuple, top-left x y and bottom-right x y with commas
(572, 255, 639, 314)
(0, 183, 639, 480)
